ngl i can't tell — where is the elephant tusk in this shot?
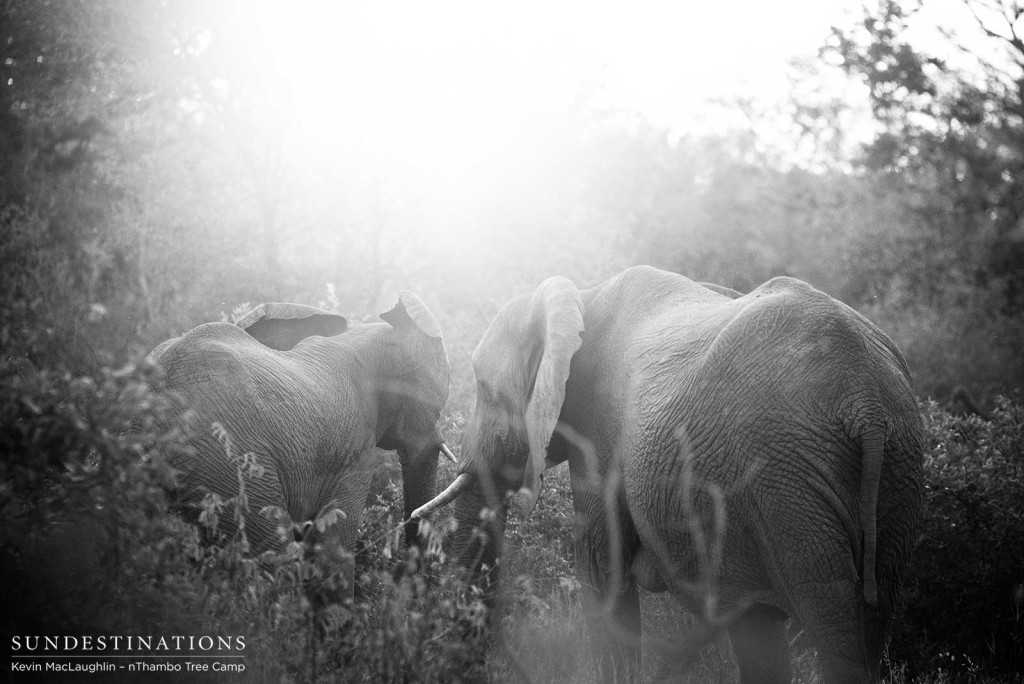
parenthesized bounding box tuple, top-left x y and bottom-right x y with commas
(293, 520, 313, 543)
(411, 472, 476, 519)
(440, 443, 457, 463)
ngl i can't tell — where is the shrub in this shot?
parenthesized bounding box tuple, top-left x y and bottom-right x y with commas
(890, 398, 1024, 681)
(0, 355, 197, 642)
(864, 285, 1024, 399)
(494, 466, 592, 682)
(0, 349, 492, 682)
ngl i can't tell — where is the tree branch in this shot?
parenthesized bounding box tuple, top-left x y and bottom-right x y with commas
(961, 0, 1024, 56)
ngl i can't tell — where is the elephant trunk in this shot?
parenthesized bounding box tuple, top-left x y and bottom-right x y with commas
(452, 476, 507, 607)
(400, 448, 440, 550)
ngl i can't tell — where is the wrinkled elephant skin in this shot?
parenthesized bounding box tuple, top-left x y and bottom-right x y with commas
(434, 267, 922, 684)
(150, 294, 450, 589)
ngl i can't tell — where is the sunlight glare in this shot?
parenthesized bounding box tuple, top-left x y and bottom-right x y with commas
(213, 0, 855, 188)
(229, 1, 577, 194)
(206, 0, 863, 262)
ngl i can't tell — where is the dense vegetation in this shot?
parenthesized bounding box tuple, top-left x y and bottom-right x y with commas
(2, 0, 1023, 681)
(2, 349, 1022, 682)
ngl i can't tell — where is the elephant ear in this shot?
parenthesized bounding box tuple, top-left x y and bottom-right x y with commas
(519, 276, 585, 516)
(380, 291, 450, 407)
(380, 291, 445, 342)
(145, 336, 180, 365)
(236, 302, 348, 351)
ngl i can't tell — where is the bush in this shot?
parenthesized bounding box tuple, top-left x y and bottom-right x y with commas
(495, 466, 592, 682)
(0, 350, 493, 682)
(863, 283, 1024, 400)
(890, 398, 1024, 681)
(0, 354, 196, 642)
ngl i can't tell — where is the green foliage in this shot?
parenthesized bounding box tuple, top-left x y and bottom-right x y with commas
(891, 398, 1024, 681)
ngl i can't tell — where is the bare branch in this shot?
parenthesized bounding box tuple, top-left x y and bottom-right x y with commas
(961, 0, 1024, 55)
(938, 25, 1021, 92)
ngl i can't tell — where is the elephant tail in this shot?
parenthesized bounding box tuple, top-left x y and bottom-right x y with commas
(859, 425, 884, 607)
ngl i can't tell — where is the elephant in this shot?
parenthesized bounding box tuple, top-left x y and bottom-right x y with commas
(415, 266, 923, 684)
(148, 294, 451, 584)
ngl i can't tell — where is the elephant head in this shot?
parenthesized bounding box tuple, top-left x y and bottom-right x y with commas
(413, 277, 582, 592)
(151, 292, 450, 568)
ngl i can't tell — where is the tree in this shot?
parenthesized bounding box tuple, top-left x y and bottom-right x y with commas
(825, 0, 1024, 309)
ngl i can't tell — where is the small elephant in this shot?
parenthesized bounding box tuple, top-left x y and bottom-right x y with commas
(417, 266, 923, 684)
(149, 294, 451, 578)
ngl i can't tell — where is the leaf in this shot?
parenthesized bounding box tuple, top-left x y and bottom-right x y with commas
(259, 505, 290, 527)
(314, 507, 346, 533)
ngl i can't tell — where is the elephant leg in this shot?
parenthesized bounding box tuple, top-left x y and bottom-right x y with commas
(305, 468, 373, 608)
(572, 491, 642, 682)
(762, 503, 880, 683)
(727, 604, 791, 684)
(791, 578, 876, 684)
(804, 609, 876, 684)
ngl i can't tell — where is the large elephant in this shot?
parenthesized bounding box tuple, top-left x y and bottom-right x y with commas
(149, 293, 451, 579)
(416, 266, 923, 684)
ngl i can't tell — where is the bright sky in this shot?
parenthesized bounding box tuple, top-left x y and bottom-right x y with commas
(212, 0, 1011, 187)
(553, 0, 858, 128)
(222, 1, 853, 168)
(185, 0, 1023, 277)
